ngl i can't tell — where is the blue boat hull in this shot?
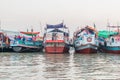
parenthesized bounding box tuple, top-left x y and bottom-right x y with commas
(11, 40, 43, 52)
(100, 46, 120, 54)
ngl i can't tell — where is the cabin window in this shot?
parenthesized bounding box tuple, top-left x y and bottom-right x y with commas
(56, 43, 65, 47)
(46, 43, 54, 47)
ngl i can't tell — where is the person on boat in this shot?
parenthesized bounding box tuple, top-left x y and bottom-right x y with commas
(5, 35, 11, 46)
(0, 34, 3, 41)
(13, 35, 17, 44)
(3, 35, 6, 43)
(14, 35, 17, 40)
(17, 35, 21, 40)
(22, 36, 26, 44)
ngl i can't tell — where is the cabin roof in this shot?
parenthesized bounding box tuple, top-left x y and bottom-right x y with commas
(98, 30, 118, 38)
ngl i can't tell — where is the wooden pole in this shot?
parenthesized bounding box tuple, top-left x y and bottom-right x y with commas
(40, 22, 42, 35)
(117, 22, 120, 34)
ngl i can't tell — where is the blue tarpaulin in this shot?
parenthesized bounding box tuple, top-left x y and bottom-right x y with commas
(46, 23, 64, 29)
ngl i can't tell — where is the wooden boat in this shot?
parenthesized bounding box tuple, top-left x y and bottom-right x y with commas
(73, 26, 98, 53)
(98, 26, 120, 54)
(44, 23, 70, 54)
(10, 31, 43, 52)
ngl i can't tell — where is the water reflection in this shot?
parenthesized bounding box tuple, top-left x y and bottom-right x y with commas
(0, 53, 120, 79)
(44, 54, 69, 79)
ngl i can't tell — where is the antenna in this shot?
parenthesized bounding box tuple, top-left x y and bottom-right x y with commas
(0, 20, 1, 30)
(93, 22, 96, 28)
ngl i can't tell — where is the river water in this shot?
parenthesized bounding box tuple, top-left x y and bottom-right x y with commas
(0, 52, 120, 80)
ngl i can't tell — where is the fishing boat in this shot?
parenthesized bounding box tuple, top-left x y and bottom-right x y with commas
(73, 26, 98, 53)
(0, 31, 10, 51)
(10, 31, 43, 52)
(44, 23, 70, 53)
(98, 25, 120, 53)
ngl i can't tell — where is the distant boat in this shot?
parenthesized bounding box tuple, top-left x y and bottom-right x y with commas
(73, 26, 98, 53)
(10, 31, 43, 52)
(0, 31, 10, 51)
(43, 23, 70, 54)
(98, 26, 120, 53)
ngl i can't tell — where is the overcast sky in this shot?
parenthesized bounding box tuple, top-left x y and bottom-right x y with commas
(0, 0, 120, 36)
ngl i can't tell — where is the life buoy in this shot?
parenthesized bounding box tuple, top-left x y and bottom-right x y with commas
(87, 37, 92, 42)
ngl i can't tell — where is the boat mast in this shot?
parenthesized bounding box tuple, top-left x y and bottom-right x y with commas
(117, 22, 120, 34)
(107, 20, 110, 37)
(93, 22, 96, 29)
(40, 22, 42, 35)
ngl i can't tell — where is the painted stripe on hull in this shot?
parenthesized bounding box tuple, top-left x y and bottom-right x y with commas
(75, 44, 97, 53)
(45, 47, 69, 54)
(13, 44, 40, 48)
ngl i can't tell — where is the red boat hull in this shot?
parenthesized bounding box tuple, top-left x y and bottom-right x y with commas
(75, 44, 97, 54)
(45, 46, 69, 54)
(76, 48, 97, 54)
(102, 49, 120, 54)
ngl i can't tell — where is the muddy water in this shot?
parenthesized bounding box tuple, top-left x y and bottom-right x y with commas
(0, 52, 120, 80)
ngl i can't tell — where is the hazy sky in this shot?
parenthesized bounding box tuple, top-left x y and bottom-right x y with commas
(0, 0, 120, 35)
